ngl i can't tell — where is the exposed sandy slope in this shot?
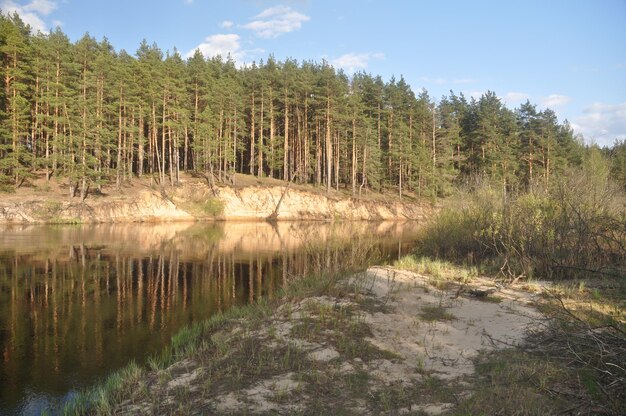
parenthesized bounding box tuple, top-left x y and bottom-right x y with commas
(0, 177, 433, 223)
(115, 267, 543, 415)
(213, 186, 431, 221)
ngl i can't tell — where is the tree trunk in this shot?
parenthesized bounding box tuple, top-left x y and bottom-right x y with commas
(161, 91, 167, 184)
(250, 91, 255, 175)
(432, 107, 436, 195)
(325, 95, 332, 193)
(258, 90, 264, 177)
(269, 87, 275, 178)
(316, 120, 321, 186)
(351, 116, 357, 195)
(360, 139, 368, 197)
(334, 131, 339, 191)
(529, 136, 533, 186)
(128, 110, 135, 179)
(233, 106, 237, 182)
(138, 108, 144, 177)
(283, 89, 289, 180)
(116, 87, 123, 188)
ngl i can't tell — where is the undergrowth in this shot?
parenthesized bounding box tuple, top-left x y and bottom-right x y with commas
(415, 162, 626, 281)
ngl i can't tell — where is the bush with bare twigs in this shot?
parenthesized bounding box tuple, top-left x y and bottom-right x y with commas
(417, 152, 626, 281)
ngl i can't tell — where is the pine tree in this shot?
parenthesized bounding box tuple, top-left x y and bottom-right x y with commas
(136, 40, 163, 182)
(0, 13, 34, 188)
(186, 49, 206, 172)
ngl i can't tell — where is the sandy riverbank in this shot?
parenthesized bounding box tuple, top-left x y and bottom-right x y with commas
(0, 175, 435, 224)
(104, 266, 543, 415)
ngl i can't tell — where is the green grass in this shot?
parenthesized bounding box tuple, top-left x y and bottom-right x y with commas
(178, 196, 225, 218)
(61, 300, 270, 414)
(475, 294, 503, 303)
(418, 305, 457, 322)
(394, 255, 477, 283)
(453, 350, 573, 416)
(200, 198, 224, 216)
(63, 361, 144, 415)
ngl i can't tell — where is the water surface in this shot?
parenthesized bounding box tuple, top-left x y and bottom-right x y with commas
(0, 221, 420, 414)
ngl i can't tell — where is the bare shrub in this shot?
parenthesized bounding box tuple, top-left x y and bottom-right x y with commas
(417, 158, 626, 281)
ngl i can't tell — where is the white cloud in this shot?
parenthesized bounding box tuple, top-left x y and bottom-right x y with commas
(571, 102, 626, 146)
(542, 94, 571, 108)
(184, 0, 193, 4)
(503, 92, 530, 105)
(186, 33, 242, 59)
(220, 20, 234, 28)
(0, 0, 56, 32)
(23, 0, 55, 14)
(185, 34, 264, 66)
(331, 52, 384, 73)
(243, 6, 309, 39)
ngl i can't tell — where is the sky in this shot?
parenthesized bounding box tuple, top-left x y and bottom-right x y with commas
(1, 0, 625, 147)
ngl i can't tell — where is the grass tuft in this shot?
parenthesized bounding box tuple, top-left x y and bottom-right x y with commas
(394, 255, 477, 283)
(418, 305, 457, 322)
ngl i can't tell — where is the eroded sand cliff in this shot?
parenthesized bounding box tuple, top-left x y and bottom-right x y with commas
(0, 181, 434, 224)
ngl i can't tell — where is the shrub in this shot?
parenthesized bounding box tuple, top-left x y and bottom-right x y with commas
(201, 197, 224, 216)
(416, 164, 626, 280)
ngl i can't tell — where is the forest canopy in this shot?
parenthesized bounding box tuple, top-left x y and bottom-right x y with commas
(1, 12, 624, 197)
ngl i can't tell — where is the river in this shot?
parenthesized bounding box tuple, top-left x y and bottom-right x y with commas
(0, 221, 420, 415)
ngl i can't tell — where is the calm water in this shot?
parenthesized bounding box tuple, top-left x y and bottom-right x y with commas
(0, 221, 420, 415)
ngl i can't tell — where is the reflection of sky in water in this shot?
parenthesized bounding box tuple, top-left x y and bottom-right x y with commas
(17, 389, 76, 416)
(0, 221, 421, 415)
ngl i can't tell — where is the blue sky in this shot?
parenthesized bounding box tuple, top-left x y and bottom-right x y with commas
(2, 0, 625, 146)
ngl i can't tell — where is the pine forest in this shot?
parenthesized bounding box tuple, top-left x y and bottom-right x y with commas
(1, 13, 624, 199)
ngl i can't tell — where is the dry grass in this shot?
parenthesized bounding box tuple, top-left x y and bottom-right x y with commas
(454, 275, 626, 416)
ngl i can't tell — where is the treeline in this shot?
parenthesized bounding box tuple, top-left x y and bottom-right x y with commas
(1, 13, 624, 197)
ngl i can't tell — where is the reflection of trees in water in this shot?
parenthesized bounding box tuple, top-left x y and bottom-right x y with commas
(0, 235, 396, 407)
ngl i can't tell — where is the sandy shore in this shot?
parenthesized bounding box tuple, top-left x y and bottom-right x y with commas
(111, 266, 544, 415)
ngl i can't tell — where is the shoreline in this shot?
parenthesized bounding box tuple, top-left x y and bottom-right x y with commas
(63, 263, 550, 415)
(58, 254, 626, 415)
(0, 177, 436, 225)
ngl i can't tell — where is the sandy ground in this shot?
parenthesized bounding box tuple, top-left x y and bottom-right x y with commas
(362, 267, 542, 381)
(116, 267, 544, 415)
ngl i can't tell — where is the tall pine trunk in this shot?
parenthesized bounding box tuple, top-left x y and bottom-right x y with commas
(325, 95, 332, 193)
(283, 89, 289, 180)
(250, 91, 255, 175)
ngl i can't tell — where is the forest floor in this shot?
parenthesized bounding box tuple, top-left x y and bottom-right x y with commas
(67, 260, 624, 415)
